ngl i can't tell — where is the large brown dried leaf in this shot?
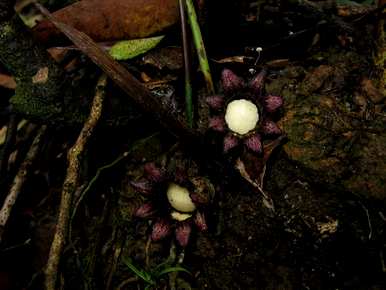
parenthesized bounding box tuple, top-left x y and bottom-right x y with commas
(34, 0, 179, 43)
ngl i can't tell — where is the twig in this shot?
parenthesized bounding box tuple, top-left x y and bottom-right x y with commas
(0, 113, 18, 181)
(44, 74, 107, 290)
(359, 202, 372, 240)
(184, 0, 214, 94)
(0, 125, 47, 242)
(179, 0, 193, 128)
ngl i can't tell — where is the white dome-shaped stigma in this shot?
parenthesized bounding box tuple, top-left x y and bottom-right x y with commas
(167, 183, 196, 213)
(225, 99, 259, 135)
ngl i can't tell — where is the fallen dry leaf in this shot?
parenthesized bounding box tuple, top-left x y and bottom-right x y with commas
(34, 0, 179, 43)
(0, 74, 16, 90)
(361, 78, 385, 104)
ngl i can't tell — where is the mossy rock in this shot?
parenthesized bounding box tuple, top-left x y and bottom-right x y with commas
(268, 55, 386, 200)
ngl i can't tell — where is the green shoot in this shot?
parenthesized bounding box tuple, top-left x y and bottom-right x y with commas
(184, 0, 215, 95)
(122, 257, 191, 289)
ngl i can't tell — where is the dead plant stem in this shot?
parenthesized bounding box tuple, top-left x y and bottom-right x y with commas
(44, 74, 107, 290)
(0, 124, 47, 242)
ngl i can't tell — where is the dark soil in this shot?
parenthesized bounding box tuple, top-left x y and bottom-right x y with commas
(0, 0, 385, 290)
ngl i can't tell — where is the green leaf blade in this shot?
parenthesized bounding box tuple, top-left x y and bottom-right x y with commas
(156, 266, 191, 278)
(109, 35, 164, 60)
(122, 258, 155, 284)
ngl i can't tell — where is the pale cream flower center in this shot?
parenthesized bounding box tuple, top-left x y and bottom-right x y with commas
(225, 99, 259, 135)
(167, 183, 196, 213)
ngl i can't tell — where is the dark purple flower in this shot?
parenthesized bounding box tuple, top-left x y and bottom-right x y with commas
(132, 162, 213, 247)
(207, 68, 284, 156)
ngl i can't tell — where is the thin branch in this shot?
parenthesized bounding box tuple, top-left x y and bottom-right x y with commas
(0, 114, 18, 181)
(0, 125, 47, 242)
(44, 74, 107, 290)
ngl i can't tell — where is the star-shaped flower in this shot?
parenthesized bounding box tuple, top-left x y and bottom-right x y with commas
(207, 69, 283, 154)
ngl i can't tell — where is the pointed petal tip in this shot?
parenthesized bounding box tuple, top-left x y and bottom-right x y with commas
(151, 219, 171, 241)
(249, 69, 267, 95)
(262, 120, 282, 136)
(264, 95, 283, 113)
(190, 192, 209, 205)
(175, 222, 192, 247)
(221, 69, 244, 94)
(134, 202, 155, 218)
(129, 179, 153, 195)
(206, 95, 224, 110)
(244, 134, 263, 153)
(223, 134, 239, 153)
(144, 162, 164, 183)
(209, 116, 226, 132)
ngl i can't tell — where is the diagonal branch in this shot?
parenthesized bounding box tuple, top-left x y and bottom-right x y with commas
(35, 3, 200, 142)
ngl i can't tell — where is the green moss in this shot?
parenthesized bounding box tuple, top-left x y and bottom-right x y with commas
(0, 16, 88, 124)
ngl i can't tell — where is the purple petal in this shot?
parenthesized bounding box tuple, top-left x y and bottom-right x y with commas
(190, 192, 209, 205)
(209, 116, 226, 132)
(151, 219, 171, 241)
(223, 134, 239, 153)
(264, 95, 283, 113)
(249, 69, 266, 97)
(194, 211, 208, 232)
(134, 202, 155, 218)
(130, 179, 153, 195)
(244, 134, 263, 153)
(221, 69, 244, 94)
(175, 222, 192, 247)
(261, 120, 282, 135)
(144, 162, 164, 183)
(206, 95, 224, 110)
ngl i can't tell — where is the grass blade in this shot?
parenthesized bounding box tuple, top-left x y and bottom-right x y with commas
(122, 258, 155, 285)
